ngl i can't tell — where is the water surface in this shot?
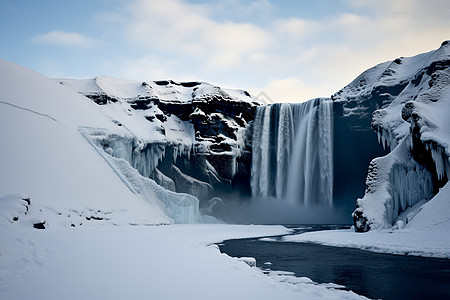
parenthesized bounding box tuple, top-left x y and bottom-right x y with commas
(219, 225, 450, 300)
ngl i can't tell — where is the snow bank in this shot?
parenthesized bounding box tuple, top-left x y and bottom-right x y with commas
(0, 224, 368, 300)
(284, 225, 450, 259)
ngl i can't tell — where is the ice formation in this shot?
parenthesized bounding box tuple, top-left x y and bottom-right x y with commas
(376, 128, 399, 151)
(251, 99, 333, 206)
(425, 142, 450, 181)
(345, 41, 450, 231)
(60, 75, 260, 205)
(353, 138, 434, 229)
(388, 160, 434, 224)
(79, 127, 201, 224)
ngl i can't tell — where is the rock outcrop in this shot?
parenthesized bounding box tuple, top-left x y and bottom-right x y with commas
(60, 77, 260, 212)
(338, 41, 450, 231)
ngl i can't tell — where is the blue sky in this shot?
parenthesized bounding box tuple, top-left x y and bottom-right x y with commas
(1, 0, 449, 102)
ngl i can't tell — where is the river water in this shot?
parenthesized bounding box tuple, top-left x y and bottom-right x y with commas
(218, 225, 450, 300)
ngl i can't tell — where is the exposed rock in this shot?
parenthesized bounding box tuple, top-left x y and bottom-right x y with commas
(33, 221, 45, 229)
(60, 77, 260, 212)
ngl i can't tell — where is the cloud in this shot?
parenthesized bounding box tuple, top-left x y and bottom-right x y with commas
(213, 0, 273, 17)
(32, 30, 99, 48)
(118, 55, 187, 81)
(346, 0, 450, 19)
(249, 77, 332, 103)
(273, 17, 321, 41)
(122, 0, 270, 68)
(102, 0, 450, 102)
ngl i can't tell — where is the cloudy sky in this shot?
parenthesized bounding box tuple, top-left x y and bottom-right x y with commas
(1, 0, 449, 102)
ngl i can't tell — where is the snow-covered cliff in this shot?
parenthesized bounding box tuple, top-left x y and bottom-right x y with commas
(0, 59, 213, 226)
(58, 76, 260, 216)
(333, 41, 450, 231)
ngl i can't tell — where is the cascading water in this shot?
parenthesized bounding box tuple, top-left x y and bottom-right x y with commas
(251, 99, 334, 206)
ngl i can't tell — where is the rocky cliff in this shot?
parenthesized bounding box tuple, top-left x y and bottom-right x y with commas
(332, 41, 450, 231)
(59, 77, 260, 214)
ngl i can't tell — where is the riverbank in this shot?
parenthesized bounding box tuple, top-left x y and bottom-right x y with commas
(219, 225, 450, 300)
(284, 226, 450, 258)
(0, 224, 367, 300)
(285, 183, 450, 259)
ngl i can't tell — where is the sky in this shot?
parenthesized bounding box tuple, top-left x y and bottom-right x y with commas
(1, 0, 449, 102)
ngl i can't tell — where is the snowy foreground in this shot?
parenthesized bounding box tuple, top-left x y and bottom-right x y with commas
(0, 224, 367, 300)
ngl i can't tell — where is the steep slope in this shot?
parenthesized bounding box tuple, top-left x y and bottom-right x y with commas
(332, 41, 450, 231)
(0, 59, 202, 228)
(59, 77, 261, 213)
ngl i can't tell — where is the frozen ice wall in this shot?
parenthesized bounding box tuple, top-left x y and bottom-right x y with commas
(251, 99, 333, 206)
(79, 127, 202, 224)
(353, 138, 435, 230)
(388, 162, 433, 222)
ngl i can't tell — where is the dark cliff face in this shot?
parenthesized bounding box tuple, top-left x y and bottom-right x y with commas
(152, 97, 257, 201)
(332, 100, 389, 217)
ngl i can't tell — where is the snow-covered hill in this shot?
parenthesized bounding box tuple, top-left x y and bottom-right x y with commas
(333, 41, 450, 231)
(0, 59, 205, 227)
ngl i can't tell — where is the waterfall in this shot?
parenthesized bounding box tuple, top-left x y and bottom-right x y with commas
(251, 99, 334, 206)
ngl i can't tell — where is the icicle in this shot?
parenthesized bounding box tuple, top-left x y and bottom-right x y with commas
(376, 126, 399, 151)
(388, 162, 434, 223)
(426, 142, 450, 181)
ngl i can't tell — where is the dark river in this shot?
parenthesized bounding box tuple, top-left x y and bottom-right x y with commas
(218, 225, 450, 300)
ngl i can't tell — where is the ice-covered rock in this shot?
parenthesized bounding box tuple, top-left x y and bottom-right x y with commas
(353, 138, 434, 230)
(346, 41, 450, 231)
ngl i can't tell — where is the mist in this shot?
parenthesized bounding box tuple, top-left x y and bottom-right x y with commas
(216, 196, 352, 225)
